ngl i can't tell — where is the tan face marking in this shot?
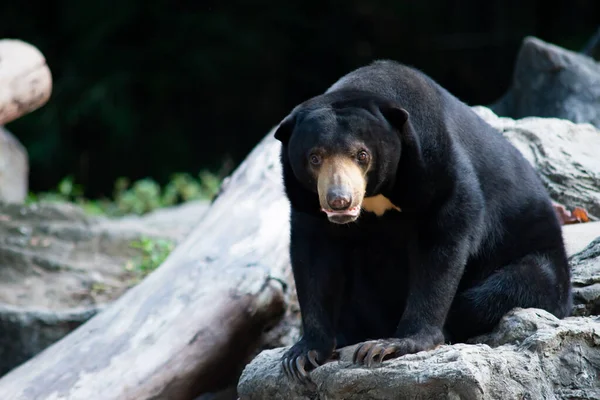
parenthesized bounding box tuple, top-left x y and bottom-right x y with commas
(362, 194, 402, 216)
(316, 155, 366, 212)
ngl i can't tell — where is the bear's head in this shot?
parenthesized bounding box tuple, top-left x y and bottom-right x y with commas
(274, 90, 412, 224)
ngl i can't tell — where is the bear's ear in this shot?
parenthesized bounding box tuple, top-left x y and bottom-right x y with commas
(379, 103, 410, 131)
(273, 113, 297, 145)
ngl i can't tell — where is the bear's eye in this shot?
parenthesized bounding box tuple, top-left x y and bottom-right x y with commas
(309, 154, 322, 166)
(357, 150, 369, 163)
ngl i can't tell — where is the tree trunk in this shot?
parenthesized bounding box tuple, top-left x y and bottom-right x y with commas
(0, 39, 52, 125)
(0, 131, 292, 400)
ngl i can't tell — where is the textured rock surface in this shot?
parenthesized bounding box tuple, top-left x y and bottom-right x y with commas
(238, 308, 600, 400)
(570, 237, 600, 317)
(491, 36, 600, 130)
(0, 126, 28, 203)
(561, 222, 600, 319)
(474, 106, 600, 218)
(0, 200, 209, 375)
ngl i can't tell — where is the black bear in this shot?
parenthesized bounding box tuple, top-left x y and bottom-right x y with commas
(273, 60, 572, 384)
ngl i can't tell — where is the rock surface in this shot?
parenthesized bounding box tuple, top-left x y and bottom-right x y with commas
(238, 308, 600, 400)
(474, 106, 600, 218)
(491, 36, 600, 130)
(570, 236, 600, 318)
(0, 126, 28, 203)
(0, 200, 209, 375)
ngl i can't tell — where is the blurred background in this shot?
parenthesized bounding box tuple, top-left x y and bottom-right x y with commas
(2, 0, 599, 202)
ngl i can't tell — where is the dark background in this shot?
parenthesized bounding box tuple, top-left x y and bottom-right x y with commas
(2, 0, 599, 198)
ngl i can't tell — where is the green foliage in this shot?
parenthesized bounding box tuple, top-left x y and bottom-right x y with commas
(125, 236, 175, 280)
(113, 178, 163, 215)
(26, 175, 108, 215)
(27, 170, 221, 217)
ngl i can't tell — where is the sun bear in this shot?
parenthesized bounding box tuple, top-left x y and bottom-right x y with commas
(273, 60, 572, 384)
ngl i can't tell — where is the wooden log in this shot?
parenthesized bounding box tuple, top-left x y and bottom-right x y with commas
(0, 131, 292, 400)
(0, 39, 52, 125)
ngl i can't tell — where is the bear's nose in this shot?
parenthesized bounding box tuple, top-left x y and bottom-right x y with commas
(327, 189, 351, 210)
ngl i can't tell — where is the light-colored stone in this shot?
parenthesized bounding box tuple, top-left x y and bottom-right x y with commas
(562, 221, 600, 256)
(570, 237, 600, 317)
(238, 308, 600, 400)
(473, 106, 600, 218)
(0, 126, 28, 203)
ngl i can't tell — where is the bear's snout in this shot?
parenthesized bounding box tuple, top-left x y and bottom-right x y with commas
(316, 155, 366, 223)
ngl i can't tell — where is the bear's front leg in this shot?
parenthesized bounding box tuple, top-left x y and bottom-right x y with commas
(354, 203, 477, 367)
(282, 213, 345, 383)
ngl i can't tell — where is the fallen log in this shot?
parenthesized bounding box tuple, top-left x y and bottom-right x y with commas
(0, 132, 291, 400)
(0, 39, 52, 125)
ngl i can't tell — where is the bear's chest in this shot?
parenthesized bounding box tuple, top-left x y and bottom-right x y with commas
(343, 216, 413, 288)
(347, 236, 410, 276)
(328, 207, 416, 283)
(336, 232, 411, 344)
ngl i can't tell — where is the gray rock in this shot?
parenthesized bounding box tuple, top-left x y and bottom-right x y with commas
(570, 237, 600, 317)
(562, 222, 600, 318)
(0, 305, 101, 377)
(237, 309, 600, 400)
(112, 199, 210, 241)
(491, 36, 600, 130)
(473, 106, 600, 218)
(0, 200, 209, 375)
(0, 126, 28, 203)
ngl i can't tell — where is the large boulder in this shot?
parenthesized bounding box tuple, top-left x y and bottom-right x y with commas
(473, 106, 600, 219)
(491, 36, 600, 130)
(0, 200, 209, 376)
(0, 126, 28, 203)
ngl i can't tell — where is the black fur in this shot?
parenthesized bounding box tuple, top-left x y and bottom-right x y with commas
(275, 60, 572, 383)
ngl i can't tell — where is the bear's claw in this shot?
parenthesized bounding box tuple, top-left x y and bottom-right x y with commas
(353, 338, 419, 367)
